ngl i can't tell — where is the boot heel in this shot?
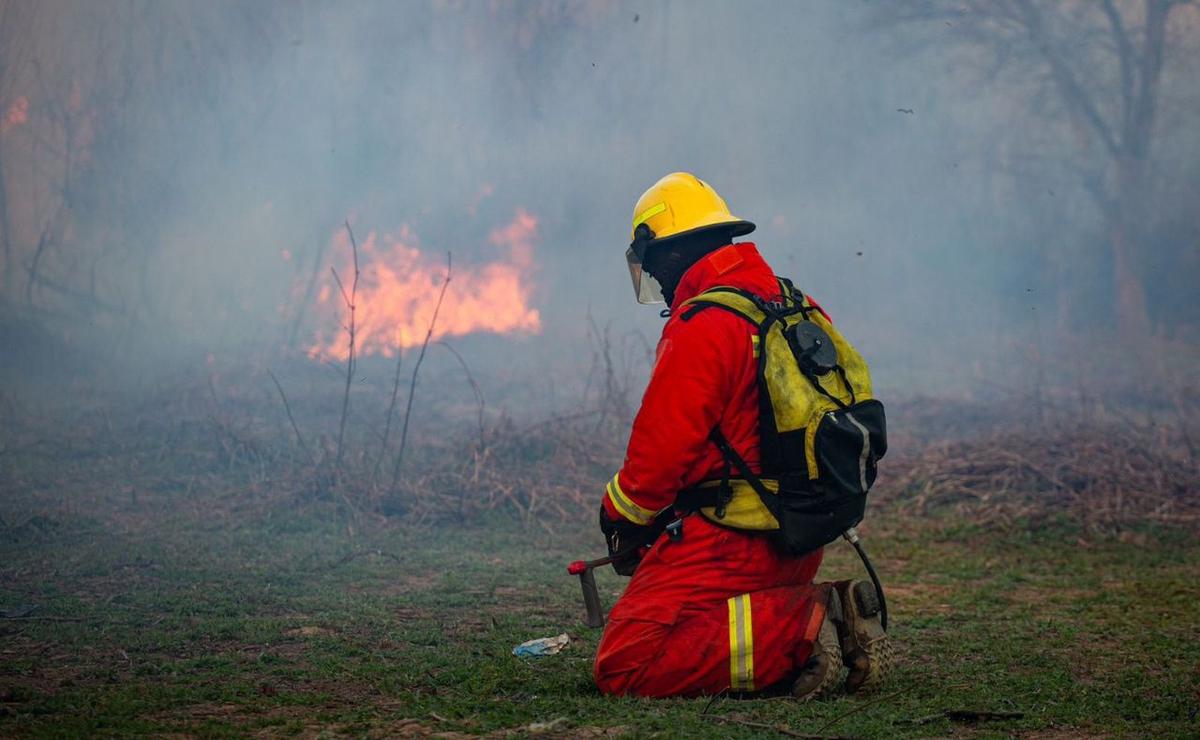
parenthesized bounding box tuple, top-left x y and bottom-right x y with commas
(853, 581, 880, 618)
(834, 579, 893, 693)
(826, 585, 844, 623)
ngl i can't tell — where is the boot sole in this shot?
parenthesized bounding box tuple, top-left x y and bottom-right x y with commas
(837, 580, 893, 693)
(793, 590, 844, 701)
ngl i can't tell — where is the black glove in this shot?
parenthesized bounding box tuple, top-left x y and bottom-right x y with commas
(599, 506, 650, 577)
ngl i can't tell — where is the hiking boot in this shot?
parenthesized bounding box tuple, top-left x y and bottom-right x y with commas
(791, 587, 844, 701)
(832, 580, 893, 693)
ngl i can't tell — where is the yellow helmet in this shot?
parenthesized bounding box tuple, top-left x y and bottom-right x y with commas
(626, 172, 755, 304)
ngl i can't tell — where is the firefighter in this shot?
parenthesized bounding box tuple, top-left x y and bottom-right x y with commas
(594, 172, 890, 699)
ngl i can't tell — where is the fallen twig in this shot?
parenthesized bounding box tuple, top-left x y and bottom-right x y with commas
(815, 690, 903, 734)
(944, 709, 1024, 722)
(893, 712, 945, 726)
(703, 714, 857, 739)
(700, 689, 728, 715)
(895, 708, 1024, 726)
(328, 548, 403, 569)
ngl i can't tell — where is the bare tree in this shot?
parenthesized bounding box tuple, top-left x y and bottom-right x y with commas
(0, 0, 35, 299)
(879, 0, 1197, 336)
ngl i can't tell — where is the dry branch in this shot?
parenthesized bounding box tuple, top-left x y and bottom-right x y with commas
(815, 690, 904, 735)
(702, 715, 856, 740)
(287, 233, 332, 348)
(437, 339, 486, 448)
(333, 219, 360, 473)
(388, 251, 452, 497)
(267, 369, 314, 465)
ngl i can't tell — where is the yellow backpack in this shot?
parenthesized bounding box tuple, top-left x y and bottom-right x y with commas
(677, 277, 888, 556)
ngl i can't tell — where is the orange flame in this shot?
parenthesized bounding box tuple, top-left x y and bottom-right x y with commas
(306, 209, 542, 360)
(0, 96, 28, 134)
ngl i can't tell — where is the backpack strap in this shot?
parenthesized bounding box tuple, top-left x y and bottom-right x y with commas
(680, 281, 808, 324)
(679, 286, 768, 325)
(678, 279, 839, 493)
(776, 277, 814, 319)
(704, 427, 780, 520)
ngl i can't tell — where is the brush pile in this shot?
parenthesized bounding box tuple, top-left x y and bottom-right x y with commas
(876, 415, 1199, 531)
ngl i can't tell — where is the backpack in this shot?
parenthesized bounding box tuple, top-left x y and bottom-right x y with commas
(676, 277, 887, 557)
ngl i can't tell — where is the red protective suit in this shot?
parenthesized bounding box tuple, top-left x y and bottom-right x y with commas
(595, 242, 829, 697)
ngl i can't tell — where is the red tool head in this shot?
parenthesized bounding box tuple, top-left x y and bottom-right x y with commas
(567, 560, 588, 575)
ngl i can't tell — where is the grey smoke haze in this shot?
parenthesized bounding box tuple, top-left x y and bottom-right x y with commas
(1, 0, 1197, 404)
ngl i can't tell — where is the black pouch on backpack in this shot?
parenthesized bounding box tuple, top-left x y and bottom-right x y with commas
(771, 399, 887, 556)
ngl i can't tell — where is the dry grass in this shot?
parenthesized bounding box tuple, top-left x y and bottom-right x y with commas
(876, 390, 1200, 532)
(879, 420, 1198, 531)
(3, 344, 1197, 538)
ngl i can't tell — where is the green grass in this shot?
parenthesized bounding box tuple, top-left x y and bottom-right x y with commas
(2, 505, 1198, 738)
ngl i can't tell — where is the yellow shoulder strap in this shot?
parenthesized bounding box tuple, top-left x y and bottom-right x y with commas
(680, 287, 766, 324)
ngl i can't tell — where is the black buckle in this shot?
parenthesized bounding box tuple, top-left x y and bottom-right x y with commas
(714, 482, 733, 520)
(665, 518, 684, 541)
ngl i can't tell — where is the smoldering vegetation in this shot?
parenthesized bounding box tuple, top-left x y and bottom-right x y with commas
(1, 0, 1199, 541)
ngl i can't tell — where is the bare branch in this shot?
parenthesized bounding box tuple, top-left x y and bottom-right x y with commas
(23, 222, 52, 308)
(268, 369, 314, 466)
(330, 267, 350, 309)
(287, 233, 331, 348)
(1100, 0, 1136, 135)
(372, 350, 404, 484)
(1129, 0, 1172, 159)
(24, 269, 126, 317)
(334, 220, 360, 473)
(437, 339, 486, 449)
(389, 251, 452, 497)
(1012, 0, 1122, 159)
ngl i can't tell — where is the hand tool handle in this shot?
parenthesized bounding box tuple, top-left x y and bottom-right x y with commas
(579, 567, 605, 628)
(567, 556, 611, 575)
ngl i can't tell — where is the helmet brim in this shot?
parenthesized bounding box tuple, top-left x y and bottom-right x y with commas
(630, 219, 756, 252)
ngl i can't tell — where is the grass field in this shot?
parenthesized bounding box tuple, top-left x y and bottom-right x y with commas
(3, 502, 1198, 737)
(2, 365, 1197, 737)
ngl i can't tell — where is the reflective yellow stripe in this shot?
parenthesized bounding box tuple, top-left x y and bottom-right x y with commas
(632, 201, 667, 230)
(743, 595, 754, 689)
(727, 593, 755, 691)
(727, 597, 739, 688)
(751, 334, 760, 358)
(605, 473, 655, 525)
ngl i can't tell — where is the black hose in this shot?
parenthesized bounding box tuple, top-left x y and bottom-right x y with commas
(849, 536, 888, 631)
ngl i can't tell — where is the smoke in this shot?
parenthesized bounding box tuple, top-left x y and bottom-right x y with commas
(1, 0, 1197, 403)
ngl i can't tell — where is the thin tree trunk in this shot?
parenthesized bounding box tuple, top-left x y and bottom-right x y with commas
(0, 157, 11, 298)
(1110, 157, 1151, 337)
(1105, 0, 1172, 339)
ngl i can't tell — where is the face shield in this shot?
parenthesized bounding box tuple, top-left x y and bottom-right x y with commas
(626, 223, 666, 304)
(625, 245, 665, 304)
